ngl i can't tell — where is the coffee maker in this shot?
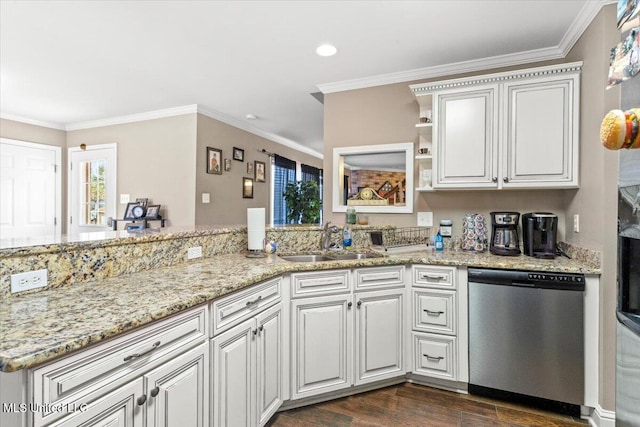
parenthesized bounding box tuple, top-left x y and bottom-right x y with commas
(489, 212, 521, 256)
(522, 212, 558, 259)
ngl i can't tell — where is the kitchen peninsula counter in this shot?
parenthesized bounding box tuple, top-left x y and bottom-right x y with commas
(0, 248, 599, 373)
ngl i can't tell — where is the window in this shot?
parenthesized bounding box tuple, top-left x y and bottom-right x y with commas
(273, 154, 296, 225)
(301, 163, 323, 223)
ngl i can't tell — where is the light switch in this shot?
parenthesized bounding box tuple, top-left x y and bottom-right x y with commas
(417, 212, 433, 227)
(120, 194, 130, 204)
(202, 193, 210, 203)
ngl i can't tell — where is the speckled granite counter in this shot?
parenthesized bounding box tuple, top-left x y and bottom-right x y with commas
(0, 249, 599, 373)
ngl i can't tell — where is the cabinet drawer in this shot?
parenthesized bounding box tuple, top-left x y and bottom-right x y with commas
(355, 266, 405, 290)
(413, 265, 456, 289)
(291, 270, 350, 298)
(412, 289, 456, 335)
(211, 276, 282, 336)
(31, 305, 207, 426)
(412, 332, 456, 380)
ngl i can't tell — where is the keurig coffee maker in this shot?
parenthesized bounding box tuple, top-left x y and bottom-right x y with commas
(522, 212, 558, 259)
(490, 212, 521, 256)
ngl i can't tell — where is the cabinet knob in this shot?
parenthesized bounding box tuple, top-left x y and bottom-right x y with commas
(259, 325, 264, 333)
(357, 300, 362, 308)
(150, 387, 160, 397)
(137, 395, 147, 406)
(492, 177, 497, 183)
(253, 329, 258, 336)
(503, 177, 509, 183)
(347, 302, 353, 309)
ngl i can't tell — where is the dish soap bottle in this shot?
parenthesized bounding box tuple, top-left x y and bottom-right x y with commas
(435, 230, 444, 251)
(343, 227, 352, 251)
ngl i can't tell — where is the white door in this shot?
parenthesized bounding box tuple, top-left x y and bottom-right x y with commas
(354, 289, 405, 385)
(291, 294, 353, 399)
(0, 138, 61, 239)
(69, 144, 117, 234)
(255, 304, 283, 426)
(145, 342, 209, 427)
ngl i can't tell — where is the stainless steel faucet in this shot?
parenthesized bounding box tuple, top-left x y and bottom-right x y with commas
(320, 221, 340, 251)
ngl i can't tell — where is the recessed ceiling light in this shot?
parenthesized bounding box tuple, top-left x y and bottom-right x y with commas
(245, 113, 258, 120)
(316, 44, 337, 57)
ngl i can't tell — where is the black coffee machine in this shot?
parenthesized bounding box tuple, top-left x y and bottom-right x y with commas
(490, 212, 521, 256)
(522, 212, 558, 259)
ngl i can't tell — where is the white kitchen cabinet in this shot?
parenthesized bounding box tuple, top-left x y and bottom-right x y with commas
(410, 62, 581, 190)
(354, 288, 404, 385)
(211, 303, 283, 427)
(290, 293, 353, 399)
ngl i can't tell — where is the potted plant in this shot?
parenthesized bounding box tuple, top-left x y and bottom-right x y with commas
(283, 180, 321, 224)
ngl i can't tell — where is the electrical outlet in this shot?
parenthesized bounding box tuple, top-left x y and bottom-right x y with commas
(120, 194, 130, 204)
(187, 246, 203, 259)
(11, 269, 48, 293)
(573, 214, 580, 233)
(202, 193, 210, 203)
(417, 212, 433, 227)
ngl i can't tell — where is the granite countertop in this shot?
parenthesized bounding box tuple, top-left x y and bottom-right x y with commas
(0, 250, 599, 373)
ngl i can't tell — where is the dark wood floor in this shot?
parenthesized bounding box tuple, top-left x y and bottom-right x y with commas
(267, 383, 588, 427)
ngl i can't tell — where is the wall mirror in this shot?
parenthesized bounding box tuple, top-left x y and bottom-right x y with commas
(332, 142, 414, 213)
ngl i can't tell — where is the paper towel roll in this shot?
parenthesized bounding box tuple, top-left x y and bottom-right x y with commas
(247, 208, 266, 251)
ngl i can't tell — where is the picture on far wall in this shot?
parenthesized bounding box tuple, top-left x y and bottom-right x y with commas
(224, 158, 231, 172)
(145, 205, 161, 219)
(207, 147, 222, 174)
(243, 177, 254, 198)
(247, 162, 254, 175)
(233, 147, 244, 161)
(255, 161, 265, 182)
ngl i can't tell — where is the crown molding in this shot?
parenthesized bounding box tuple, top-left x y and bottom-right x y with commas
(196, 106, 323, 160)
(317, 0, 612, 95)
(65, 105, 199, 131)
(0, 113, 66, 130)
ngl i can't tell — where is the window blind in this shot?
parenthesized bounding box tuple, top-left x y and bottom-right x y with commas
(273, 154, 297, 225)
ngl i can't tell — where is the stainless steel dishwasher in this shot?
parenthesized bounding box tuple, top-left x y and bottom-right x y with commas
(468, 268, 585, 416)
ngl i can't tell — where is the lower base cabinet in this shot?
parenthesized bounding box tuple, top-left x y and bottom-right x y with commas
(211, 303, 283, 427)
(412, 332, 456, 381)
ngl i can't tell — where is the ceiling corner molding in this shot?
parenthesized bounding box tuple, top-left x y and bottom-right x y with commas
(317, 0, 613, 95)
(65, 105, 199, 131)
(0, 113, 66, 130)
(196, 105, 323, 160)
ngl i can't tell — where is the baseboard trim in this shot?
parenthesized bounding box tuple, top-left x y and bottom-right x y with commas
(588, 404, 616, 427)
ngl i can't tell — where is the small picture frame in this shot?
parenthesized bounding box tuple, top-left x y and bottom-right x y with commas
(123, 202, 141, 220)
(233, 147, 244, 161)
(135, 198, 148, 208)
(243, 177, 254, 198)
(207, 147, 222, 174)
(255, 161, 266, 182)
(224, 158, 231, 172)
(247, 162, 254, 175)
(145, 205, 161, 219)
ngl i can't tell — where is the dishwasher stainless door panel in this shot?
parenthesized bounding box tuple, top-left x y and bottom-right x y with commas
(469, 281, 584, 405)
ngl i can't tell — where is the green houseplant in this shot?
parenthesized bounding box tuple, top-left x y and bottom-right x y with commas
(283, 180, 321, 224)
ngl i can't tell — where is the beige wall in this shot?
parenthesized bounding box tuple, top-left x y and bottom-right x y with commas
(565, 4, 619, 411)
(0, 118, 68, 233)
(323, 4, 618, 411)
(67, 114, 198, 226)
(195, 114, 322, 225)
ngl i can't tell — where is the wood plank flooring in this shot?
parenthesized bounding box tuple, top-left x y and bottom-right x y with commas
(267, 383, 588, 427)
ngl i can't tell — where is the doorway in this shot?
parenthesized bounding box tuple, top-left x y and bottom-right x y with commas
(68, 144, 117, 235)
(0, 138, 61, 240)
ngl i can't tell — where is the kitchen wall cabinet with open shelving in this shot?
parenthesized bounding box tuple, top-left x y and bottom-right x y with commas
(410, 62, 582, 190)
(414, 96, 434, 192)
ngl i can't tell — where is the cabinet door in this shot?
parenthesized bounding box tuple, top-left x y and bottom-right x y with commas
(255, 304, 283, 426)
(354, 289, 405, 385)
(434, 85, 498, 188)
(291, 294, 353, 399)
(501, 75, 579, 188)
(49, 378, 144, 426)
(145, 342, 209, 427)
(212, 319, 255, 427)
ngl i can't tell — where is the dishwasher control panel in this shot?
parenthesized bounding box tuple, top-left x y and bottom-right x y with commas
(528, 273, 584, 284)
(468, 268, 585, 291)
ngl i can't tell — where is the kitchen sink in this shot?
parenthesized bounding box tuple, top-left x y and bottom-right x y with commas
(278, 252, 383, 262)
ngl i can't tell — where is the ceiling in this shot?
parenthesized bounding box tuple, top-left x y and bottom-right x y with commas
(0, 1, 609, 157)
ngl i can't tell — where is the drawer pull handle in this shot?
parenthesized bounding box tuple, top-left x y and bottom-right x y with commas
(423, 354, 444, 361)
(150, 387, 160, 398)
(423, 309, 444, 316)
(422, 274, 446, 280)
(124, 341, 161, 362)
(137, 395, 147, 405)
(246, 295, 263, 306)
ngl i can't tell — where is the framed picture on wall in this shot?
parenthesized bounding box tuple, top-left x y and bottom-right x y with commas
(233, 147, 244, 161)
(224, 158, 231, 172)
(243, 177, 254, 198)
(255, 161, 265, 182)
(207, 147, 222, 174)
(247, 162, 254, 175)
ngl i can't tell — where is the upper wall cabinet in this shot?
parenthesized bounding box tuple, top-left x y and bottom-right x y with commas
(410, 62, 582, 190)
